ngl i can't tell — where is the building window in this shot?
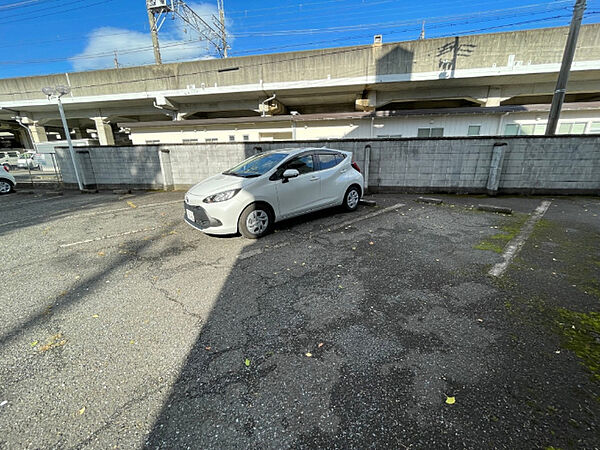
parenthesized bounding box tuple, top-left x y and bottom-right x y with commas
(589, 122, 600, 134)
(467, 125, 481, 136)
(229, 135, 235, 141)
(557, 122, 586, 135)
(205, 138, 218, 143)
(503, 123, 546, 136)
(145, 140, 160, 144)
(182, 139, 198, 144)
(417, 127, 444, 137)
(243, 135, 250, 141)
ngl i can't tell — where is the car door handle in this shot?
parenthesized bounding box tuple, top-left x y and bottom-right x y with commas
(310, 176, 320, 181)
(340, 169, 347, 173)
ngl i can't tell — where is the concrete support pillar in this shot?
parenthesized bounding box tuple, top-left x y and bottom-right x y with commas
(28, 123, 48, 143)
(486, 142, 508, 195)
(355, 91, 377, 111)
(16, 128, 32, 149)
(72, 128, 85, 140)
(482, 87, 506, 107)
(91, 117, 115, 145)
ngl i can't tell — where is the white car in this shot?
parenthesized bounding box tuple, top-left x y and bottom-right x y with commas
(0, 150, 21, 168)
(17, 152, 41, 170)
(0, 165, 16, 194)
(184, 147, 364, 238)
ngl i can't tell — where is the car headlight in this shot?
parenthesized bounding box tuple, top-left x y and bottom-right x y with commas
(203, 189, 240, 203)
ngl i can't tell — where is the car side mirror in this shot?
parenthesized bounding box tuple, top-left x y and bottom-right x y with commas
(282, 169, 300, 183)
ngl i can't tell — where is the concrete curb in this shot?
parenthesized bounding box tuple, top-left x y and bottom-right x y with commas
(416, 197, 443, 205)
(477, 204, 512, 214)
(359, 199, 377, 207)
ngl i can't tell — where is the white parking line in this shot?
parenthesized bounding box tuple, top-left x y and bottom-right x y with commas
(237, 203, 405, 260)
(0, 220, 19, 228)
(326, 203, 405, 232)
(61, 199, 182, 220)
(0, 199, 183, 229)
(488, 200, 552, 277)
(59, 226, 160, 248)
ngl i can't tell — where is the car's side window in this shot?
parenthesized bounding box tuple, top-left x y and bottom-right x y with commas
(317, 153, 342, 170)
(274, 154, 314, 178)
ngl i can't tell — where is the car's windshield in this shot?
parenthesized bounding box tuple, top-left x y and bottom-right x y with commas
(223, 152, 288, 178)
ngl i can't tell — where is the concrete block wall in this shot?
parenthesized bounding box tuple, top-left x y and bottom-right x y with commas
(56, 146, 164, 189)
(54, 136, 600, 194)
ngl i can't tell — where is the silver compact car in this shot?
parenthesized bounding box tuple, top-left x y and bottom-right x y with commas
(184, 147, 364, 238)
(0, 165, 16, 194)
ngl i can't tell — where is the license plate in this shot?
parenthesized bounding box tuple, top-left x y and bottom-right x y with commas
(186, 209, 195, 221)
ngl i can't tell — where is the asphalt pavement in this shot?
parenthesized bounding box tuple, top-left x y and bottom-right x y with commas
(0, 190, 598, 448)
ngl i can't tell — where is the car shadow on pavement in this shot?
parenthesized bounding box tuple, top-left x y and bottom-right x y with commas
(145, 198, 600, 449)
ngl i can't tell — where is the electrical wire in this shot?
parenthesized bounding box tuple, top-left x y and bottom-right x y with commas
(1, 11, 598, 96)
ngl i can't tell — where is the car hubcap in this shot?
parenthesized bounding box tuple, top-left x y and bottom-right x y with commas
(246, 210, 269, 234)
(347, 189, 359, 208)
(0, 181, 10, 193)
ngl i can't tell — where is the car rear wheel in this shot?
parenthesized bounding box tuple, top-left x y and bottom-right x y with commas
(238, 203, 273, 239)
(342, 185, 361, 211)
(0, 179, 14, 194)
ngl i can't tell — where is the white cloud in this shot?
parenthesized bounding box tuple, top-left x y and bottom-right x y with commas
(70, 2, 232, 72)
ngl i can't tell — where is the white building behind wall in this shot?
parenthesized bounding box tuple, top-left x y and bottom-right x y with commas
(123, 105, 600, 145)
(1, 24, 600, 147)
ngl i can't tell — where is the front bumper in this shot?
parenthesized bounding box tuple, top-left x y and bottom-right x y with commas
(183, 201, 238, 235)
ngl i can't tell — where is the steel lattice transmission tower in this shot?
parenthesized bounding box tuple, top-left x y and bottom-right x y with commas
(146, 0, 229, 64)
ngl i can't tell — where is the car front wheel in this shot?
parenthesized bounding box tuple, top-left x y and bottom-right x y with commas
(342, 185, 361, 211)
(238, 203, 273, 239)
(0, 179, 14, 194)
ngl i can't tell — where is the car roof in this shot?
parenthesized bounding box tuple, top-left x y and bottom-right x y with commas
(266, 147, 346, 156)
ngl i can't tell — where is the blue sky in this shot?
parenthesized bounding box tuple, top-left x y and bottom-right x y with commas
(0, 0, 598, 79)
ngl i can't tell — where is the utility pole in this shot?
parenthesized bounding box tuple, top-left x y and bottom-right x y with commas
(546, 0, 586, 135)
(113, 50, 120, 69)
(146, 0, 162, 65)
(419, 21, 425, 40)
(218, 0, 228, 57)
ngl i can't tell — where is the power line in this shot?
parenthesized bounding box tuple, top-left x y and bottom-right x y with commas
(1, 8, 596, 67)
(0, 0, 117, 21)
(0, 1, 574, 51)
(0, 11, 573, 66)
(2, 13, 598, 96)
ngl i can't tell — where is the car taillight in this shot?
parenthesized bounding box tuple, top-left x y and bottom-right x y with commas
(351, 161, 361, 173)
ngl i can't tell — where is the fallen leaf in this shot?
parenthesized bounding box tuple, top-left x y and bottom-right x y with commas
(205, 346, 211, 351)
(39, 333, 67, 353)
(92, 314, 99, 318)
(305, 352, 312, 357)
(445, 396, 456, 405)
(318, 343, 324, 348)
(78, 407, 85, 415)
(369, 241, 374, 245)
(244, 358, 251, 367)
(126, 201, 137, 209)
(338, 285, 343, 289)
(351, 246, 357, 251)
(30, 340, 38, 347)
(130, 340, 135, 344)
(97, 251, 105, 257)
